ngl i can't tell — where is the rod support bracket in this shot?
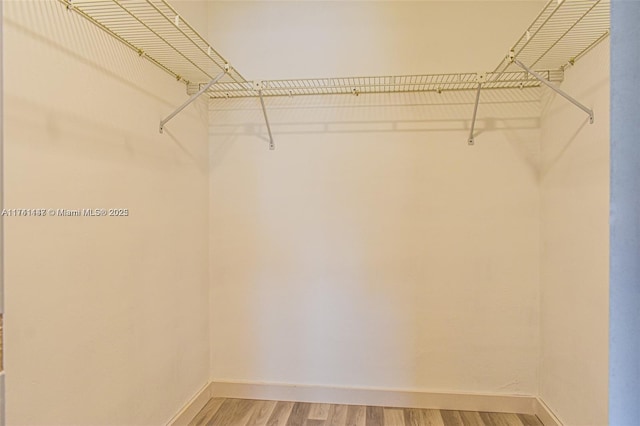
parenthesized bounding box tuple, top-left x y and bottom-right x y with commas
(468, 83, 483, 146)
(513, 57, 594, 124)
(159, 70, 227, 134)
(474, 72, 487, 84)
(257, 89, 275, 150)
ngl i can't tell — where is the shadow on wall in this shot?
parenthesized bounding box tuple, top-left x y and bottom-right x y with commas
(209, 87, 541, 166)
(4, 0, 209, 172)
(5, 1, 165, 103)
(539, 77, 609, 179)
(5, 1, 212, 424)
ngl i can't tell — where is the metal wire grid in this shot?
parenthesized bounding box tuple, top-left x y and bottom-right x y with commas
(58, 0, 247, 85)
(56, 0, 606, 101)
(494, 0, 610, 75)
(203, 71, 563, 99)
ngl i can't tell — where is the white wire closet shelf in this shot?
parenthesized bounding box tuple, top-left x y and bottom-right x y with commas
(203, 0, 610, 98)
(493, 0, 610, 75)
(57, 0, 610, 144)
(203, 71, 564, 99)
(58, 0, 247, 85)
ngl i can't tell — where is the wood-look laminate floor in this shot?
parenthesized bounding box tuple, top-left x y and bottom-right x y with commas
(188, 398, 544, 426)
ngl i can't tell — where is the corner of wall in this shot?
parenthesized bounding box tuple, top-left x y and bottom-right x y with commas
(537, 38, 610, 426)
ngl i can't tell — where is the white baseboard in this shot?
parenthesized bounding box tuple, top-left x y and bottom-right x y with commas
(167, 382, 214, 426)
(167, 381, 563, 426)
(534, 398, 563, 426)
(208, 380, 538, 416)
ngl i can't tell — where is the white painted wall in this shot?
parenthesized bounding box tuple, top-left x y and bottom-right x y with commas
(207, 0, 544, 398)
(2, 0, 612, 421)
(209, 89, 541, 394)
(207, 1, 545, 80)
(3, 1, 210, 424)
(539, 41, 610, 425)
(206, 0, 546, 399)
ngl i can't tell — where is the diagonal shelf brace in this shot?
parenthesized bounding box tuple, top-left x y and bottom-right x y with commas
(468, 82, 483, 146)
(160, 68, 227, 133)
(257, 88, 275, 150)
(510, 51, 594, 124)
(468, 72, 486, 146)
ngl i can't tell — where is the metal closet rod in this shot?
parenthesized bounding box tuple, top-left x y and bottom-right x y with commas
(175, 70, 544, 149)
(203, 71, 549, 149)
(163, 59, 590, 149)
(203, 70, 560, 97)
(58, 0, 604, 148)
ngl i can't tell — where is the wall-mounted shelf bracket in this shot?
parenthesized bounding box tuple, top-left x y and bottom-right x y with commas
(509, 50, 594, 124)
(255, 81, 275, 150)
(468, 73, 486, 146)
(159, 66, 228, 134)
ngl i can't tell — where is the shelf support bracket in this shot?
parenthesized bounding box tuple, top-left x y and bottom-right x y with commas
(468, 82, 483, 146)
(258, 89, 275, 150)
(159, 68, 227, 134)
(510, 51, 594, 124)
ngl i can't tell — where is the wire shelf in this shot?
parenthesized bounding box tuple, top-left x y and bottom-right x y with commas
(203, 71, 564, 99)
(201, 0, 609, 99)
(58, 0, 608, 100)
(58, 0, 247, 85)
(494, 0, 610, 74)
